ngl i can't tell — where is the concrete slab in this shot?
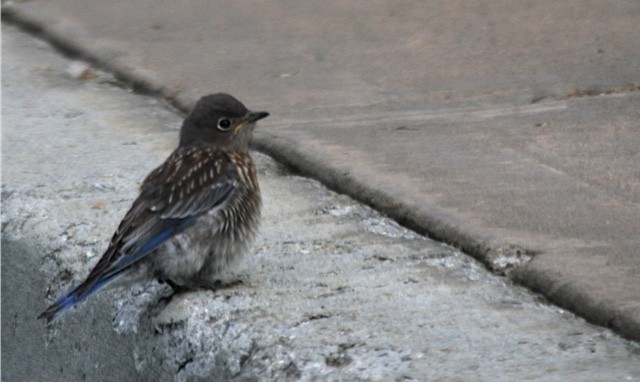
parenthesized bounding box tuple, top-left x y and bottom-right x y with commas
(3, 24, 640, 381)
(2, 0, 640, 341)
(4, 1, 640, 108)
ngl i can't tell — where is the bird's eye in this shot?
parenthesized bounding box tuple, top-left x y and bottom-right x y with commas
(217, 118, 233, 131)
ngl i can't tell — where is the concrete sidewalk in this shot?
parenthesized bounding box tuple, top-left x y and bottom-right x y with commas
(6, 24, 640, 380)
(3, 0, 640, 343)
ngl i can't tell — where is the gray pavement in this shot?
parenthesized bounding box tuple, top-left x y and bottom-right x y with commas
(3, 1, 639, 341)
(3, 23, 640, 381)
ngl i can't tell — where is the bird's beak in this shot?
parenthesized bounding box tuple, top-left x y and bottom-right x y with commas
(246, 111, 269, 123)
(235, 111, 269, 132)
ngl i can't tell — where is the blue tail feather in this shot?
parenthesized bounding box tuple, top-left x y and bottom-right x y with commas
(39, 215, 200, 324)
(38, 270, 123, 324)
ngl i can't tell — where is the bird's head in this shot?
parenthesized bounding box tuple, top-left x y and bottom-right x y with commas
(179, 93, 269, 151)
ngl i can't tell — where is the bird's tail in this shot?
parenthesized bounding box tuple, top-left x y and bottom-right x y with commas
(37, 270, 123, 324)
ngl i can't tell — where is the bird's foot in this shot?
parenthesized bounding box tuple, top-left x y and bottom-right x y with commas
(157, 278, 191, 304)
(201, 278, 243, 290)
(158, 277, 243, 296)
(165, 279, 191, 294)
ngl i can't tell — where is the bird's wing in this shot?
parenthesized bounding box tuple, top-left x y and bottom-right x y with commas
(90, 146, 239, 285)
(56, 147, 239, 303)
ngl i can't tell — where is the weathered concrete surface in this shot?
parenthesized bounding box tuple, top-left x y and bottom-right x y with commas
(1, 25, 176, 382)
(3, 25, 640, 381)
(3, 1, 640, 340)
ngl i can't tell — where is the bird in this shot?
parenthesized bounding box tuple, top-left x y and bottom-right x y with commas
(38, 93, 268, 324)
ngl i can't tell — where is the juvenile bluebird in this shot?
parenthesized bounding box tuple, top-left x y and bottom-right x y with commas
(38, 93, 268, 323)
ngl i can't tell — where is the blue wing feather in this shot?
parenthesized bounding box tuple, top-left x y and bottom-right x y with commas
(38, 148, 239, 324)
(38, 214, 202, 323)
(107, 215, 200, 278)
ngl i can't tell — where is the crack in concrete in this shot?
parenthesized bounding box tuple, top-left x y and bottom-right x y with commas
(532, 84, 640, 103)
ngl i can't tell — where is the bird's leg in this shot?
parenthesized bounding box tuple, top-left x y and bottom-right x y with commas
(156, 278, 192, 305)
(158, 276, 243, 295)
(157, 277, 244, 305)
(165, 279, 191, 294)
(184, 278, 243, 291)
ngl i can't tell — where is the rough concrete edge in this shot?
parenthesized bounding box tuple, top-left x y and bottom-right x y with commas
(511, 263, 640, 342)
(4, 6, 639, 343)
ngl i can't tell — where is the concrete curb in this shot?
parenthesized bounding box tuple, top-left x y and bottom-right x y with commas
(5, 16, 640, 380)
(3, 5, 638, 342)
